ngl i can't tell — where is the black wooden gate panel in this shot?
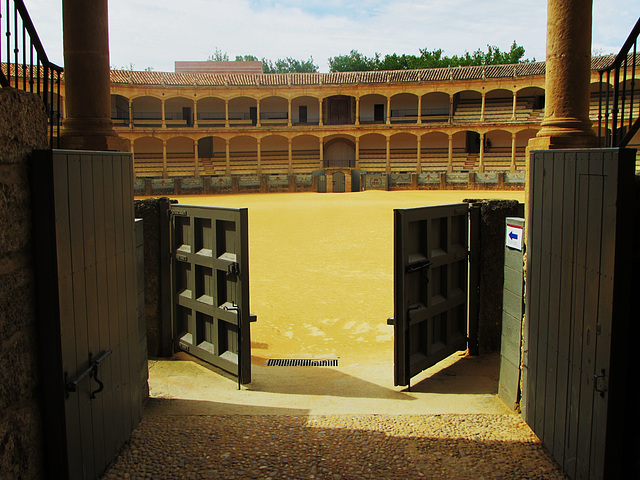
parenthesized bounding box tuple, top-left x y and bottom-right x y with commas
(393, 203, 469, 387)
(170, 204, 252, 384)
(34, 150, 142, 479)
(525, 148, 635, 479)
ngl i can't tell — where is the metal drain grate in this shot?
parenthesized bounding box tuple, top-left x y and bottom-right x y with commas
(266, 358, 338, 367)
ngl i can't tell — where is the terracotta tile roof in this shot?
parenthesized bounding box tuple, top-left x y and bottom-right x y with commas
(3, 54, 635, 88)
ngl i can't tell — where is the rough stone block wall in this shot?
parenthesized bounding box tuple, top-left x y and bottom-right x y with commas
(134, 197, 174, 357)
(0, 88, 48, 478)
(465, 199, 524, 353)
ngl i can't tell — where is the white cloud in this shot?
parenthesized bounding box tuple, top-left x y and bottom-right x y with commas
(21, 0, 640, 73)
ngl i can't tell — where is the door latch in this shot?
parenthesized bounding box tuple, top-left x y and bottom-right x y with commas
(65, 350, 112, 400)
(594, 369, 607, 397)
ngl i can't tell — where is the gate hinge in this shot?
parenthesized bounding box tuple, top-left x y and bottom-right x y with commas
(227, 262, 240, 275)
(594, 369, 607, 397)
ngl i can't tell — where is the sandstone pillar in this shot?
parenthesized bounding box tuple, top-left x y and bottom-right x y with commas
(417, 95, 422, 124)
(447, 134, 453, 172)
(288, 138, 292, 174)
(386, 97, 391, 125)
(287, 99, 292, 127)
(225, 139, 230, 175)
(256, 138, 262, 174)
(318, 99, 323, 126)
(193, 99, 198, 128)
(528, 0, 596, 150)
(511, 91, 518, 120)
(480, 93, 486, 122)
(355, 136, 360, 168)
(225, 100, 229, 127)
(256, 100, 261, 127)
(511, 132, 517, 171)
(60, 0, 127, 150)
(385, 136, 391, 173)
(417, 135, 422, 172)
(479, 132, 485, 173)
(355, 97, 360, 126)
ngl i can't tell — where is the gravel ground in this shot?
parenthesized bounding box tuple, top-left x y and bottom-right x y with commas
(101, 413, 567, 479)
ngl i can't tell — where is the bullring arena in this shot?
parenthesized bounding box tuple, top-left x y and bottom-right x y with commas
(50, 55, 640, 194)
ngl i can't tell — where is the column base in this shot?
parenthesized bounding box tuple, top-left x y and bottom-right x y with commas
(59, 134, 130, 152)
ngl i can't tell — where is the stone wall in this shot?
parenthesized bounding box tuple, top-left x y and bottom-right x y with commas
(465, 199, 525, 353)
(0, 88, 48, 478)
(134, 198, 174, 357)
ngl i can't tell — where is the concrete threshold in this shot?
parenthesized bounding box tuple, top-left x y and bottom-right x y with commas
(145, 351, 513, 417)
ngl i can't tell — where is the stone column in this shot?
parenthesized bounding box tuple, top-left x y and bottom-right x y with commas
(194, 140, 199, 177)
(355, 136, 360, 168)
(256, 138, 262, 174)
(511, 91, 518, 120)
(225, 139, 230, 175)
(417, 95, 422, 124)
(256, 100, 261, 127)
(161, 100, 166, 129)
(60, 0, 127, 150)
(287, 99, 292, 127)
(131, 141, 135, 177)
(528, 0, 596, 149)
(449, 96, 454, 124)
(319, 138, 324, 168)
(318, 99, 323, 126)
(480, 93, 486, 122)
(385, 136, 391, 173)
(447, 134, 453, 172)
(288, 138, 293, 174)
(417, 135, 422, 173)
(479, 132, 485, 173)
(193, 99, 198, 128)
(511, 132, 517, 171)
(386, 97, 391, 125)
(128, 99, 133, 128)
(355, 97, 360, 126)
(162, 140, 167, 178)
(225, 100, 230, 128)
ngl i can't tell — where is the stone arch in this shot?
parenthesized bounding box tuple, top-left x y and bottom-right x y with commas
(324, 136, 355, 168)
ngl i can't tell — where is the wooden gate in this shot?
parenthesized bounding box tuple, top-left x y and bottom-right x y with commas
(525, 148, 636, 479)
(170, 204, 252, 385)
(392, 203, 469, 387)
(33, 150, 144, 479)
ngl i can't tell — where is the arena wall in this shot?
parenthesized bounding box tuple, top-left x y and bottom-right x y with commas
(0, 88, 48, 479)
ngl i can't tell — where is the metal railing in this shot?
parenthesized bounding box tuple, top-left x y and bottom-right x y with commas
(597, 18, 640, 148)
(1, 0, 63, 147)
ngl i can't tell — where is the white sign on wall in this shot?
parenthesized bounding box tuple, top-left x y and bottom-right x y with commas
(506, 223, 524, 251)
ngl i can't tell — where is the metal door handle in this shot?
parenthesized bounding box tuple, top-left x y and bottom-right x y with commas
(65, 350, 112, 399)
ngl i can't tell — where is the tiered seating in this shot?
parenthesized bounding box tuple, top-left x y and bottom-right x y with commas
(292, 150, 321, 173)
(133, 153, 164, 177)
(482, 99, 513, 122)
(358, 149, 387, 172)
(453, 100, 481, 123)
(483, 148, 513, 171)
(389, 148, 418, 172)
(420, 148, 449, 171)
(260, 151, 290, 174)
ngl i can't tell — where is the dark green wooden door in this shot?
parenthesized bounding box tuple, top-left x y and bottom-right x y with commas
(333, 171, 345, 193)
(393, 203, 469, 387)
(34, 150, 143, 480)
(170, 204, 252, 384)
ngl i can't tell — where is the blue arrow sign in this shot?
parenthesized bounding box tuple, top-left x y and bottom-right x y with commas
(509, 231, 519, 240)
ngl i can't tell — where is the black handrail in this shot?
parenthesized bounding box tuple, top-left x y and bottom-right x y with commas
(1, 0, 63, 147)
(597, 18, 640, 148)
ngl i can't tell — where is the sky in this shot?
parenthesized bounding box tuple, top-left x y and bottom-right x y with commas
(26, 0, 640, 73)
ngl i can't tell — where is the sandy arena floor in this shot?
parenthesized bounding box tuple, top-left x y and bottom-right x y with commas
(169, 190, 525, 365)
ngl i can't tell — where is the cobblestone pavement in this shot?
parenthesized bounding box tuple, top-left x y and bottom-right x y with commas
(101, 413, 567, 479)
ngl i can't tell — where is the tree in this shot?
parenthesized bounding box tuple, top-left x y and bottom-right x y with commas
(262, 57, 319, 73)
(207, 48, 229, 62)
(328, 42, 530, 72)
